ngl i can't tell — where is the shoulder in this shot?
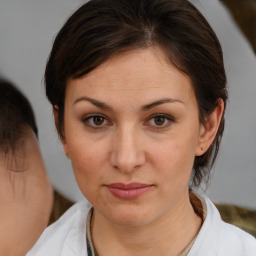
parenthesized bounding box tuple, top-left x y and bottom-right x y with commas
(189, 193, 256, 256)
(219, 221, 256, 255)
(26, 200, 90, 256)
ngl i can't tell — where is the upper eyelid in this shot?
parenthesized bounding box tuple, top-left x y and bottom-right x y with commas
(82, 113, 174, 119)
(144, 114, 175, 128)
(81, 113, 175, 124)
(82, 114, 109, 124)
(82, 114, 111, 129)
(147, 113, 175, 121)
(83, 113, 107, 120)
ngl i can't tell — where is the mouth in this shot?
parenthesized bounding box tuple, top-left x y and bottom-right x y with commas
(105, 183, 154, 200)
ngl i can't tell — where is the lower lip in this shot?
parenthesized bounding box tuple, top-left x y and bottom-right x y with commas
(106, 186, 153, 200)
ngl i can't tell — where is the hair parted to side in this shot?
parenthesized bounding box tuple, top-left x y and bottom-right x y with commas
(0, 79, 38, 159)
(45, 0, 228, 187)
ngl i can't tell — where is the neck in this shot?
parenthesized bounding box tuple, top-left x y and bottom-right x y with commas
(92, 191, 202, 256)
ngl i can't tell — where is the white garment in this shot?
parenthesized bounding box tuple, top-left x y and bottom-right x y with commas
(27, 195, 256, 256)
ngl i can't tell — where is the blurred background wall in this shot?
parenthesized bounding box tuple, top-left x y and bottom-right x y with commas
(0, 0, 255, 209)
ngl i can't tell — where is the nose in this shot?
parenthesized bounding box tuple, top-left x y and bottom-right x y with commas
(110, 125, 146, 173)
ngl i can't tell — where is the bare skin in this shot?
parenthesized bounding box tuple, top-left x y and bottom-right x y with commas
(0, 127, 53, 256)
(59, 47, 224, 256)
(92, 190, 202, 256)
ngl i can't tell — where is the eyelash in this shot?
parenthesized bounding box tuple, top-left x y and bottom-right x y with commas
(82, 114, 111, 129)
(145, 114, 175, 129)
(82, 114, 175, 130)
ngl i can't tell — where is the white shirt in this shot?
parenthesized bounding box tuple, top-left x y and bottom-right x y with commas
(27, 195, 256, 256)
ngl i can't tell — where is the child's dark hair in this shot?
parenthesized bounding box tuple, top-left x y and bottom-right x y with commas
(0, 78, 38, 158)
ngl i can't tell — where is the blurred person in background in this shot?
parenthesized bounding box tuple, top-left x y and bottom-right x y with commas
(0, 79, 53, 255)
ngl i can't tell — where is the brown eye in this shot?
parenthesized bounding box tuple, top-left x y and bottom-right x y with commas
(83, 114, 108, 128)
(93, 116, 105, 126)
(147, 114, 174, 129)
(154, 116, 166, 126)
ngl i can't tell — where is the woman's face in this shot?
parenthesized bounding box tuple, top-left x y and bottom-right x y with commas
(62, 48, 206, 226)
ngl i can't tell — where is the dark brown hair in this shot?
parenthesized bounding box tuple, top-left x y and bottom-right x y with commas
(0, 78, 38, 157)
(45, 0, 227, 186)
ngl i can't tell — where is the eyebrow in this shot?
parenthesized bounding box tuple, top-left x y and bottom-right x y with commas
(141, 98, 184, 111)
(73, 96, 184, 111)
(73, 96, 113, 110)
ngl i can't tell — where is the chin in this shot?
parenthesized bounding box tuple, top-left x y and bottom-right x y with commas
(99, 204, 158, 227)
(109, 215, 153, 227)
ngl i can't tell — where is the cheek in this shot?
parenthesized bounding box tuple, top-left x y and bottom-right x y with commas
(150, 144, 194, 204)
(66, 128, 105, 163)
(69, 145, 103, 202)
(67, 138, 111, 193)
(69, 144, 103, 176)
(150, 134, 198, 180)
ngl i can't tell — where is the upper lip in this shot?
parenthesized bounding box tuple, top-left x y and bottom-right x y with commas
(105, 183, 152, 189)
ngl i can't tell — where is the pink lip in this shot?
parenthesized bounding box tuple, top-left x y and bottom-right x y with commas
(105, 183, 153, 200)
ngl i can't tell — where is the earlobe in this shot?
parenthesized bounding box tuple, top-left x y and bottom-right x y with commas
(196, 99, 224, 156)
(52, 106, 70, 159)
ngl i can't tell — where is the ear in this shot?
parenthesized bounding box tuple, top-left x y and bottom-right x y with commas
(52, 105, 70, 159)
(195, 99, 224, 156)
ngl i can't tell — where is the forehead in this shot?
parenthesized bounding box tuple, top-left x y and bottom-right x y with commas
(65, 48, 195, 106)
